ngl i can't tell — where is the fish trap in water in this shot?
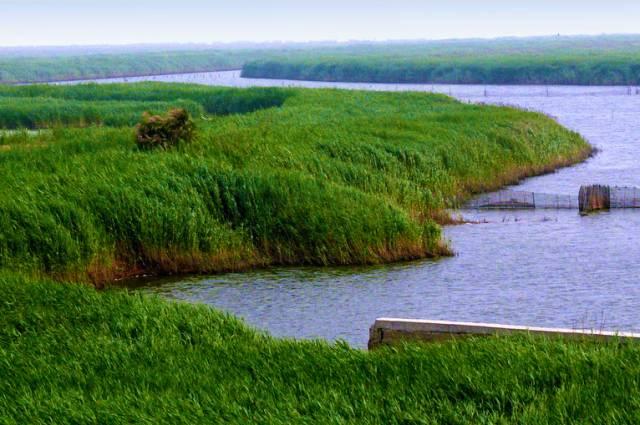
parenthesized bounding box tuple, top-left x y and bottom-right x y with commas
(467, 189, 577, 210)
(467, 185, 640, 213)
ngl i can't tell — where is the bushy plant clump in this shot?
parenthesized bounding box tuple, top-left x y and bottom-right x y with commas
(135, 108, 195, 150)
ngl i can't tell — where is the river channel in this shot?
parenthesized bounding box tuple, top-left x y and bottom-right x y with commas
(81, 70, 640, 348)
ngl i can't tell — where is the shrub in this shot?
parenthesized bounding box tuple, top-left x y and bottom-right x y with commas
(135, 108, 195, 150)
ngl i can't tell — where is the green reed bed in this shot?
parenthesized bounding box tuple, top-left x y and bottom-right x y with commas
(0, 83, 294, 115)
(0, 83, 589, 283)
(1, 272, 638, 424)
(0, 48, 267, 83)
(0, 77, 608, 425)
(243, 54, 640, 85)
(0, 96, 204, 128)
(241, 35, 640, 85)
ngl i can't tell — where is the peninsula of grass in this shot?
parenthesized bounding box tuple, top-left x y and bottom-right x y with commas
(0, 78, 609, 423)
(242, 35, 640, 85)
(2, 272, 639, 423)
(0, 82, 590, 284)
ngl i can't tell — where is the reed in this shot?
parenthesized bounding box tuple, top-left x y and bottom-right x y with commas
(0, 48, 267, 83)
(241, 35, 640, 85)
(0, 96, 204, 128)
(1, 272, 638, 423)
(243, 54, 640, 85)
(0, 83, 294, 115)
(0, 84, 590, 283)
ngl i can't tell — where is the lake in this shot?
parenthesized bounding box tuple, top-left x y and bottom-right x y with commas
(93, 71, 640, 348)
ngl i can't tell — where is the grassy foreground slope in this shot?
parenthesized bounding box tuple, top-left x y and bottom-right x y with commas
(2, 272, 639, 424)
(242, 35, 640, 85)
(0, 83, 589, 283)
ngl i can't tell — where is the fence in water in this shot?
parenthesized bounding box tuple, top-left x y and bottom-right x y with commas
(466, 189, 578, 209)
(610, 186, 640, 209)
(467, 186, 640, 211)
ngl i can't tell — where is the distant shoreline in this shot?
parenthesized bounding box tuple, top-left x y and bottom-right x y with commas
(7, 68, 243, 85)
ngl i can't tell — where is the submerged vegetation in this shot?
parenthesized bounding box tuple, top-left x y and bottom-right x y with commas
(242, 35, 640, 85)
(0, 82, 589, 284)
(2, 272, 640, 423)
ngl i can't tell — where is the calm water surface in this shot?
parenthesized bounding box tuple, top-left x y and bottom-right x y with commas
(112, 71, 640, 347)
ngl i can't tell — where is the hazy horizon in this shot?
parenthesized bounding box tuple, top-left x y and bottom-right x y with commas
(2, 0, 640, 47)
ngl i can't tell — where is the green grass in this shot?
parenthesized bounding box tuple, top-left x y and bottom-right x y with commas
(5, 35, 640, 85)
(0, 83, 294, 115)
(241, 35, 640, 85)
(0, 83, 590, 283)
(0, 96, 204, 128)
(1, 272, 639, 424)
(0, 66, 614, 424)
(0, 48, 267, 83)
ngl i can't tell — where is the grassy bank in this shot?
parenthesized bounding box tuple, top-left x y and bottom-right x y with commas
(0, 97, 204, 128)
(0, 83, 590, 283)
(1, 272, 639, 423)
(0, 83, 293, 115)
(0, 49, 267, 84)
(242, 35, 640, 85)
(0, 69, 609, 424)
(5, 35, 640, 86)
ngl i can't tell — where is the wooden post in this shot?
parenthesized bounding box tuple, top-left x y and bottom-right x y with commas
(579, 185, 611, 213)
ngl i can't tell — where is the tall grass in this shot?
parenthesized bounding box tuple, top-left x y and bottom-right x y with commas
(0, 97, 204, 128)
(0, 84, 590, 283)
(0, 46, 616, 423)
(241, 35, 640, 85)
(1, 272, 639, 423)
(4, 35, 640, 85)
(243, 55, 640, 85)
(0, 49, 267, 83)
(0, 83, 294, 115)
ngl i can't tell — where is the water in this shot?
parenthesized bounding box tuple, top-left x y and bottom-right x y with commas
(104, 71, 640, 347)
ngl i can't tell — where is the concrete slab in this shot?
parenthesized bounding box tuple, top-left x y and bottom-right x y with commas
(368, 318, 640, 349)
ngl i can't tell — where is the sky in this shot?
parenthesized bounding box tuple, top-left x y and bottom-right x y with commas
(1, 0, 640, 46)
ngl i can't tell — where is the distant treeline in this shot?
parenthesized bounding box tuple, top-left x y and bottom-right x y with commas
(0, 49, 268, 84)
(0, 84, 589, 283)
(242, 35, 640, 85)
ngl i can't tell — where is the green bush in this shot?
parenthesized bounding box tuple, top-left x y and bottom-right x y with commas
(135, 108, 195, 150)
